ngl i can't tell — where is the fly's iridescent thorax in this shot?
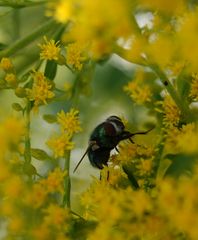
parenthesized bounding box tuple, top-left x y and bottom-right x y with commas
(89, 116, 125, 149)
(106, 116, 125, 135)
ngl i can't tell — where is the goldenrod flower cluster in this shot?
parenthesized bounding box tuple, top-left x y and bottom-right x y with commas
(47, 108, 81, 158)
(39, 36, 61, 61)
(27, 71, 55, 111)
(124, 70, 152, 105)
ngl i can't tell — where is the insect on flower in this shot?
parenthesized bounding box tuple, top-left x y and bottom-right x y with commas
(73, 116, 154, 172)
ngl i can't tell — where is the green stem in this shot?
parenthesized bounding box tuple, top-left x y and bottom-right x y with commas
(24, 100, 31, 163)
(0, 18, 58, 58)
(63, 151, 71, 208)
(0, 0, 47, 8)
(150, 64, 192, 121)
(63, 75, 81, 209)
(151, 136, 165, 180)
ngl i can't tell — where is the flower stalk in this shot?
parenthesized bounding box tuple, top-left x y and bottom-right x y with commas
(24, 99, 31, 164)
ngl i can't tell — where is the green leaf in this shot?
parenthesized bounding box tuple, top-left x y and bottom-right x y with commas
(44, 60, 57, 81)
(31, 148, 53, 161)
(43, 114, 57, 123)
(12, 103, 23, 111)
(164, 153, 197, 178)
(0, 43, 7, 50)
(23, 163, 37, 176)
(70, 219, 97, 240)
(122, 164, 140, 189)
(176, 74, 191, 100)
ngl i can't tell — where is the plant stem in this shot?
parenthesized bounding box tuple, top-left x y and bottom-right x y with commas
(63, 75, 81, 209)
(150, 64, 192, 121)
(24, 99, 31, 163)
(63, 151, 71, 208)
(0, 0, 47, 8)
(0, 19, 58, 58)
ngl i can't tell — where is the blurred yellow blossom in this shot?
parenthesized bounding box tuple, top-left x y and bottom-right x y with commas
(47, 0, 73, 23)
(8, 215, 24, 234)
(47, 133, 74, 158)
(162, 95, 181, 128)
(2, 116, 25, 145)
(189, 73, 198, 101)
(40, 167, 67, 194)
(5, 73, 17, 87)
(124, 70, 152, 104)
(176, 123, 198, 154)
(25, 182, 47, 208)
(3, 175, 25, 198)
(31, 223, 51, 240)
(176, 10, 198, 72)
(57, 108, 82, 135)
(146, 35, 175, 67)
(136, 158, 153, 176)
(66, 42, 87, 71)
(62, 0, 133, 59)
(39, 37, 60, 61)
(0, 57, 14, 71)
(43, 204, 69, 229)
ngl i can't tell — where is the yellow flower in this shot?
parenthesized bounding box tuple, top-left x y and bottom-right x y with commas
(27, 71, 54, 110)
(66, 42, 86, 71)
(2, 116, 25, 145)
(3, 175, 25, 198)
(176, 10, 198, 72)
(124, 70, 152, 105)
(57, 108, 82, 135)
(31, 223, 51, 240)
(176, 123, 198, 154)
(8, 215, 24, 233)
(47, 133, 74, 158)
(0, 57, 14, 71)
(0, 161, 10, 181)
(189, 73, 198, 101)
(47, 0, 73, 23)
(146, 35, 175, 67)
(5, 73, 17, 87)
(164, 126, 180, 153)
(39, 37, 60, 61)
(40, 167, 67, 194)
(136, 158, 153, 176)
(116, 142, 138, 164)
(43, 204, 69, 229)
(131, 189, 152, 217)
(162, 95, 180, 128)
(25, 182, 47, 208)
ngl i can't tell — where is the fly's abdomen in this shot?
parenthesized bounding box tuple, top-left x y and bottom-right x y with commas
(88, 148, 110, 169)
